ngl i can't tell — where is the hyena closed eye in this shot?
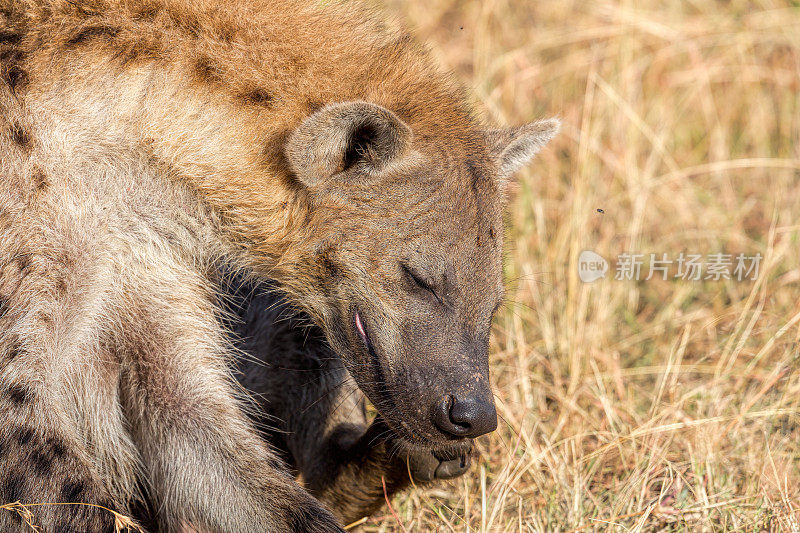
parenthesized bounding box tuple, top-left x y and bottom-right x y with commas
(0, 0, 557, 531)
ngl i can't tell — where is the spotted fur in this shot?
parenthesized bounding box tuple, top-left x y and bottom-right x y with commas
(0, 0, 556, 531)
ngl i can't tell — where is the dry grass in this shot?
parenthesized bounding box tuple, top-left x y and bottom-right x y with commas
(357, 0, 800, 531)
(0, 501, 145, 531)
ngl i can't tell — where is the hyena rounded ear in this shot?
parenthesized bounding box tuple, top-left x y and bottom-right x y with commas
(487, 118, 560, 179)
(285, 101, 412, 187)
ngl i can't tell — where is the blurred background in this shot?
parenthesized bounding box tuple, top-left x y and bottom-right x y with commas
(359, 1, 800, 531)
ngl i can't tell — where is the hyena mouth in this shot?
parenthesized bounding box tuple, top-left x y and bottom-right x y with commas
(353, 309, 385, 375)
(353, 310, 401, 421)
(393, 429, 475, 462)
(354, 310, 374, 354)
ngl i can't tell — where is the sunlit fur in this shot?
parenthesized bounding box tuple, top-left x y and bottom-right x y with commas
(0, 0, 555, 530)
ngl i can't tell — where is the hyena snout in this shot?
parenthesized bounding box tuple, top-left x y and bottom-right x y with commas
(431, 390, 498, 439)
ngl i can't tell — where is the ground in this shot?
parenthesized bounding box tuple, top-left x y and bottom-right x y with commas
(357, 0, 800, 531)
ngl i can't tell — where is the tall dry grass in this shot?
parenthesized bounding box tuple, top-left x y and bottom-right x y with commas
(360, 0, 800, 531)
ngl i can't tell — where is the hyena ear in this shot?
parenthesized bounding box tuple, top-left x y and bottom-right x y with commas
(286, 101, 412, 187)
(486, 118, 560, 179)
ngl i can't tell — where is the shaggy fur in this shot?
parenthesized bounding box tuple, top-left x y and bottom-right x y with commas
(0, 0, 557, 530)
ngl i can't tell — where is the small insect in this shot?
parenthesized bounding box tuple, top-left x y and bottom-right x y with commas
(597, 208, 604, 213)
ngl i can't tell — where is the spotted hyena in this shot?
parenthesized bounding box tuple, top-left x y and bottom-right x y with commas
(0, 0, 558, 531)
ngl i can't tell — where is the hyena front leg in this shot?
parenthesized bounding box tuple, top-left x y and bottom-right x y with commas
(231, 286, 472, 526)
(119, 273, 344, 533)
(0, 390, 122, 532)
(0, 262, 133, 532)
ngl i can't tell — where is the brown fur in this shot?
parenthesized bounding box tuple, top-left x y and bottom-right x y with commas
(0, 0, 557, 530)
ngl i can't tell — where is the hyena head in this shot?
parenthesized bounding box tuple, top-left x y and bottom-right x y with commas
(284, 101, 558, 450)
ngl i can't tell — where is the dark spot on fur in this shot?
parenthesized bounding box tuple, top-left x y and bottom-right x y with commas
(0, 31, 21, 44)
(489, 226, 496, 240)
(55, 277, 68, 295)
(319, 255, 339, 280)
(182, 19, 201, 36)
(6, 63, 27, 90)
(10, 122, 31, 150)
(16, 427, 34, 446)
(0, 296, 6, 318)
(219, 27, 236, 43)
(1, 48, 28, 91)
(32, 167, 48, 191)
(16, 254, 30, 271)
(113, 39, 162, 66)
(6, 342, 21, 361)
(194, 57, 221, 83)
(62, 479, 86, 502)
(57, 501, 108, 533)
(45, 436, 67, 459)
(243, 88, 272, 107)
(6, 383, 32, 405)
(0, 49, 22, 63)
(1, 472, 24, 502)
(65, 26, 120, 47)
(167, 9, 201, 36)
(289, 54, 307, 73)
(315, 243, 340, 286)
(65, 1, 101, 18)
(306, 100, 324, 114)
(132, 3, 161, 21)
(38, 310, 54, 327)
(101, 518, 117, 533)
(30, 448, 52, 476)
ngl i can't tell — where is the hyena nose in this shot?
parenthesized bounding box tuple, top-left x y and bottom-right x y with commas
(432, 393, 498, 439)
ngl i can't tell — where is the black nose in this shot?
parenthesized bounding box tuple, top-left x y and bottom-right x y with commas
(432, 393, 498, 438)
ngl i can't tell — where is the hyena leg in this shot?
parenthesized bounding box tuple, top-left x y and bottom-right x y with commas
(0, 331, 124, 532)
(0, 250, 138, 532)
(119, 278, 344, 533)
(0, 393, 121, 533)
(231, 285, 472, 525)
